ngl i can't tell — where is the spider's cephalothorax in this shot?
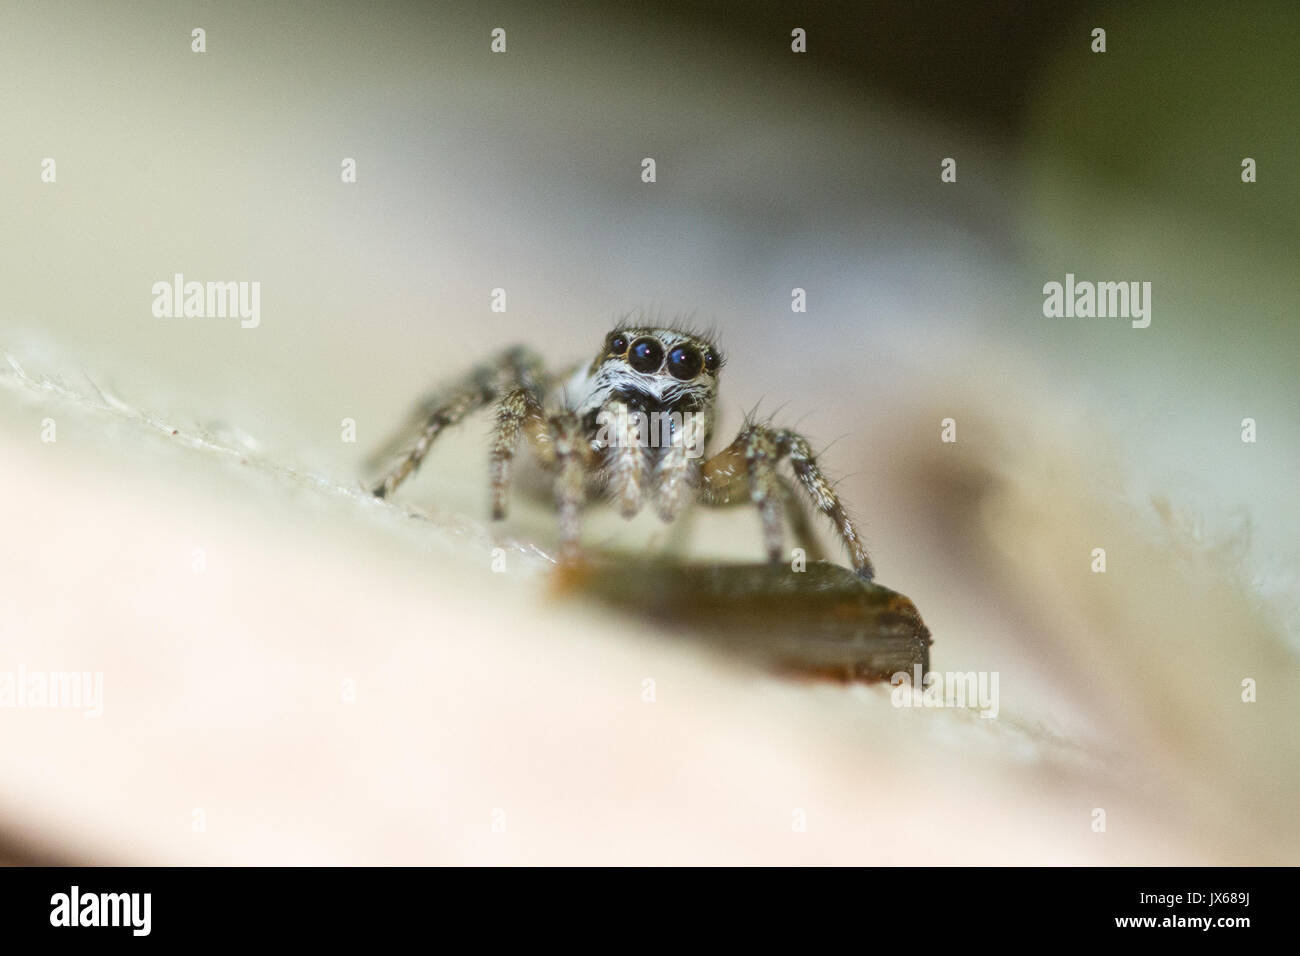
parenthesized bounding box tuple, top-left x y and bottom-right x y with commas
(369, 325, 874, 579)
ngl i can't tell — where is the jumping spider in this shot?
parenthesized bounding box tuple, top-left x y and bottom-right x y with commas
(369, 326, 874, 579)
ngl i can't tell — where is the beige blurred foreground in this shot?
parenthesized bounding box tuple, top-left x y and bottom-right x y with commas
(2, 342, 1295, 865)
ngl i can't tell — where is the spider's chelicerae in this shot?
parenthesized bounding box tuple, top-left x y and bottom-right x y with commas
(370, 326, 874, 579)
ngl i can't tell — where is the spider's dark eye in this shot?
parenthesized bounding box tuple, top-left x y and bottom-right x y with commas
(666, 345, 703, 380)
(703, 349, 721, 372)
(608, 333, 629, 355)
(628, 337, 664, 373)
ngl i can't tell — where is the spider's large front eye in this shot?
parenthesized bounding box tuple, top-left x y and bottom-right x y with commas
(607, 333, 629, 356)
(666, 345, 703, 380)
(628, 337, 664, 373)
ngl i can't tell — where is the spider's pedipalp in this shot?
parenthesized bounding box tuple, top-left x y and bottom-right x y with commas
(652, 416, 702, 523)
(601, 398, 648, 518)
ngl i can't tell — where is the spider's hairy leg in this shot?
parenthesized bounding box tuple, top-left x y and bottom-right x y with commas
(773, 475, 829, 562)
(767, 425, 874, 579)
(549, 410, 591, 564)
(699, 430, 783, 559)
(370, 347, 546, 500)
(652, 412, 702, 523)
(697, 461, 828, 563)
(372, 387, 483, 499)
(488, 386, 551, 520)
(704, 424, 874, 580)
(745, 427, 787, 565)
(599, 399, 649, 518)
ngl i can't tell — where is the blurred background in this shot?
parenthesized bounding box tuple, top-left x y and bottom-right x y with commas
(1, 0, 1297, 864)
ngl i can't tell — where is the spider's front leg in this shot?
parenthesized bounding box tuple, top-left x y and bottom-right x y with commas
(695, 469, 829, 563)
(495, 404, 595, 563)
(548, 410, 595, 563)
(488, 387, 553, 520)
(370, 347, 546, 499)
(702, 423, 875, 580)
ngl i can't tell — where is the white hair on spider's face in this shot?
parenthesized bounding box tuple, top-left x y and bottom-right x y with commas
(566, 326, 724, 420)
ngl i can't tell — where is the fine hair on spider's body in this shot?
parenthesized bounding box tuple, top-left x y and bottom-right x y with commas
(369, 325, 874, 579)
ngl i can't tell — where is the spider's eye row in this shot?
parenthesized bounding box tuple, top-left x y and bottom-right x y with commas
(703, 349, 721, 372)
(628, 337, 664, 373)
(666, 345, 703, 380)
(608, 333, 629, 355)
